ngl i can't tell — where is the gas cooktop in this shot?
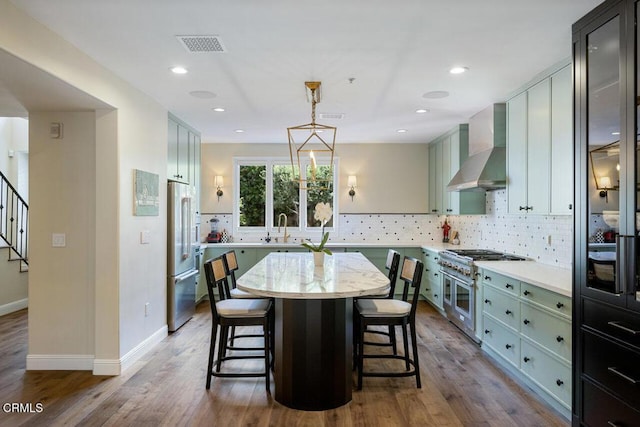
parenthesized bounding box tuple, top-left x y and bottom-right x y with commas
(443, 249, 526, 261)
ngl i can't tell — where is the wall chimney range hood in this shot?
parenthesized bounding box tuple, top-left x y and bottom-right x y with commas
(447, 103, 507, 192)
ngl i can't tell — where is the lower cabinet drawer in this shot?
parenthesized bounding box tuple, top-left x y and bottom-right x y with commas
(482, 315, 520, 367)
(521, 282, 571, 318)
(583, 298, 640, 348)
(520, 341, 571, 408)
(582, 379, 640, 426)
(483, 286, 520, 331)
(520, 303, 571, 363)
(583, 330, 640, 410)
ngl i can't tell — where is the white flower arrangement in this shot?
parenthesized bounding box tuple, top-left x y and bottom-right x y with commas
(302, 202, 333, 254)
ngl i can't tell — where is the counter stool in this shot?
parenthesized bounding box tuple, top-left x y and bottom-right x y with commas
(354, 249, 401, 363)
(204, 256, 272, 391)
(355, 255, 424, 389)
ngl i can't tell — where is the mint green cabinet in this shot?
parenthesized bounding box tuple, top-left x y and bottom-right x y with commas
(420, 248, 443, 309)
(480, 269, 572, 418)
(428, 125, 485, 215)
(507, 64, 572, 215)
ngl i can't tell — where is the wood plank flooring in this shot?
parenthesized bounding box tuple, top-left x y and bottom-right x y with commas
(0, 301, 568, 426)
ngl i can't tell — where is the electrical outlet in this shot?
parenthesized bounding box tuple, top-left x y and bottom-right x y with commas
(52, 233, 66, 247)
(145, 303, 150, 317)
(547, 235, 552, 246)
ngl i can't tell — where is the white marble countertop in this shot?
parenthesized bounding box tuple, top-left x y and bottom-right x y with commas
(475, 260, 572, 297)
(236, 252, 390, 299)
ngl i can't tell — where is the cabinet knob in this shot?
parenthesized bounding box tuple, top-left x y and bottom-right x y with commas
(425, 268, 430, 272)
(241, 250, 245, 254)
(523, 290, 530, 296)
(505, 344, 512, 349)
(506, 283, 513, 289)
(556, 302, 564, 309)
(568, 204, 573, 210)
(556, 379, 564, 387)
(505, 310, 512, 315)
(523, 319, 530, 325)
(556, 336, 564, 342)
(519, 206, 526, 211)
(484, 329, 491, 334)
(434, 294, 438, 298)
(528, 206, 533, 211)
(484, 275, 492, 281)
(523, 357, 530, 363)
(434, 273, 438, 277)
(484, 299, 491, 304)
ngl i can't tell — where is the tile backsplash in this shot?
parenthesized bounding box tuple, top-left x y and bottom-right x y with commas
(201, 190, 572, 269)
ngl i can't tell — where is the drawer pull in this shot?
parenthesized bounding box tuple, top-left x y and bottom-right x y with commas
(523, 290, 530, 296)
(425, 268, 430, 272)
(484, 275, 492, 281)
(607, 321, 640, 335)
(505, 344, 512, 349)
(523, 319, 530, 325)
(434, 294, 438, 298)
(523, 357, 530, 363)
(506, 283, 513, 289)
(556, 336, 564, 342)
(484, 329, 491, 334)
(556, 379, 564, 386)
(607, 366, 639, 384)
(505, 310, 513, 315)
(434, 273, 439, 277)
(556, 302, 564, 309)
(484, 299, 491, 304)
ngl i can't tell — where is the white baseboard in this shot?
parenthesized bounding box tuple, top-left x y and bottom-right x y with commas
(25, 326, 167, 375)
(0, 298, 28, 316)
(26, 354, 94, 371)
(120, 325, 168, 372)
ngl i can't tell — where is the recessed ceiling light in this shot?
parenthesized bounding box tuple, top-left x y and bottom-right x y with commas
(190, 90, 216, 99)
(415, 108, 429, 114)
(423, 91, 449, 99)
(449, 66, 469, 74)
(170, 66, 188, 74)
(397, 129, 408, 133)
(612, 131, 620, 135)
(212, 107, 225, 112)
(235, 129, 244, 133)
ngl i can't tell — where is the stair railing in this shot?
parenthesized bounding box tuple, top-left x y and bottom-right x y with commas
(0, 170, 28, 265)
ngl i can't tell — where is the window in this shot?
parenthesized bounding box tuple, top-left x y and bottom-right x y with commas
(234, 157, 338, 233)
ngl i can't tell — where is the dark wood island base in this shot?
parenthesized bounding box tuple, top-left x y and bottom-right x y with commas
(273, 297, 353, 411)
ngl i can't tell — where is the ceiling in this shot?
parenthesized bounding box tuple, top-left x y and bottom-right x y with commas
(6, 0, 603, 144)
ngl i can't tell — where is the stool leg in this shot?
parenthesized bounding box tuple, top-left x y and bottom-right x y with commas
(410, 321, 421, 388)
(206, 322, 218, 389)
(216, 326, 227, 372)
(263, 317, 270, 392)
(357, 318, 365, 390)
(402, 319, 410, 371)
(389, 325, 397, 355)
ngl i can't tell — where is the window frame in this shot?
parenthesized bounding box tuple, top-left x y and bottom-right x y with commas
(233, 156, 339, 236)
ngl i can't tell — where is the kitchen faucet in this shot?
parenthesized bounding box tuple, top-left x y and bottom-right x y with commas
(277, 213, 290, 243)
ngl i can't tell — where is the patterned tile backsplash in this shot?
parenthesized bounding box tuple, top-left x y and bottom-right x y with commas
(201, 190, 573, 269)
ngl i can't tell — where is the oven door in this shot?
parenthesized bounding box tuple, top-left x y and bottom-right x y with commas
(442, 270, 453, 309)
(441, 270, 475, 338)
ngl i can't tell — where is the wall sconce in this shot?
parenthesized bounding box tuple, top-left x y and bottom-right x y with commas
(215, 175, 224, 201)
(598, 176, 612, 202)
(347, 175, 357, 201)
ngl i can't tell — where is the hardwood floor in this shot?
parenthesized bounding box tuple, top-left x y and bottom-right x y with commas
(0, 301, 568, 426)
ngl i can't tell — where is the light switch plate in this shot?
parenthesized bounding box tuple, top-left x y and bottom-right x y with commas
(52, 233, 66, 247)
(140, 230, 151, 244)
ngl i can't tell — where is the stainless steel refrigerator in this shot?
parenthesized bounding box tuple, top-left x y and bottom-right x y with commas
(167, 180, 198, 332)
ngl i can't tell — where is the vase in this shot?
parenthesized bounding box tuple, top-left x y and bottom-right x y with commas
(313, 251, 325, 267)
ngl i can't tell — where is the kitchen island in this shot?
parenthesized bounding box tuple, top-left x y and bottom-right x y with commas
(236, 252, 389, 410)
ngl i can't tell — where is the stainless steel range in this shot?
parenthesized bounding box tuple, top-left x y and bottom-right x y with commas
(438, 249, 526, 341)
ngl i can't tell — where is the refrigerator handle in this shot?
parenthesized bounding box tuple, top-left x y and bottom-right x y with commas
(181, 197, 192, 260)
(615, 235, 624, 295)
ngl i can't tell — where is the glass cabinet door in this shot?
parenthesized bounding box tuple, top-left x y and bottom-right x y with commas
(585, 14, 623, 296)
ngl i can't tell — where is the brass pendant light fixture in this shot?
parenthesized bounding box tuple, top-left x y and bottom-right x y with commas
(287, 81, 336, 190)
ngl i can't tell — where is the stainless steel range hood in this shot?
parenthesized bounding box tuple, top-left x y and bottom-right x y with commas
(446, 147, 506, 191)
(447, 103, 506, 192)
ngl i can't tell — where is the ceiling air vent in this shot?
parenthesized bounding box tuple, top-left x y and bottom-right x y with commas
(177, 35, 226, 53)
(318, 113, 345, 120)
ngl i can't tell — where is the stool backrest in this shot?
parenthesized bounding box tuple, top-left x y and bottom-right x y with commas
(398, 256, 424, 319)
(384, 250, 401, 298)
(203, 256, 228, 320)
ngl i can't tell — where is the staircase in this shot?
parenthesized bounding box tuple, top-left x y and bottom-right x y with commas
(0, 171, 28, 272)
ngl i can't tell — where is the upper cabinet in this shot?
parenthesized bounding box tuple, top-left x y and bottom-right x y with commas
(428, 124, 485, 215)
(506, 64, 573, 215)
(168, 113, 201, 213)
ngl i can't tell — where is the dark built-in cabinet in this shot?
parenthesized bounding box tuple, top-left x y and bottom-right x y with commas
(573, 1, 640, 425)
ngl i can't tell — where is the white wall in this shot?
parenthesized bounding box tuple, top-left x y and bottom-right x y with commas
(201, 142, 429, 215)
(1, 0, 168, 372)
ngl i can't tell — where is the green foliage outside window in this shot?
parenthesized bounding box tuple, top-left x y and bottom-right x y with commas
(239, 165, 266, 226)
